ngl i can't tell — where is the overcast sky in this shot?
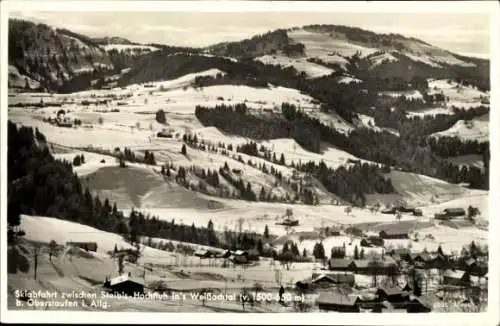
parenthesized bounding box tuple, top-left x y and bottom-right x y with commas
(10, 11, 490, 58)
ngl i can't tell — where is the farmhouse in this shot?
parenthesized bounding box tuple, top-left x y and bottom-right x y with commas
(228, 250, 249, 264)
(413, 209, 423, 216)
(157, 130, 173, 138)
(316, 292, 360, 312)
(435, 208, 466, 220)
(443, 270, 470, 286)
(351, 258, 398, 274)
(406, 294, 440, 313)
(107, 274, 145, 296)
(194, 249, 218, 259)
(376, 286, 411, 308)
(66, 241, 97, 252)
(296, 273, 355, 290)
(361, 236, 384, 247)
(379, 227, 410, 239)
(327, 259, 355, 272)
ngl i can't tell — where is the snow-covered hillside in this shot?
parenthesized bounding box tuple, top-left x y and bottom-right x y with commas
(431, 113, 489, 142)
(288, 29, 378, 58)
(254, 55, 334, 78)
(101, 44, 159, 53)
(428, 79, 489, 108)
(354, 114, 400, 136)
(8, 65, 40, 90)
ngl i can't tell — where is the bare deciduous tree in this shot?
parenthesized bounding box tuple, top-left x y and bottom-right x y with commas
(33, 245, 41, 280)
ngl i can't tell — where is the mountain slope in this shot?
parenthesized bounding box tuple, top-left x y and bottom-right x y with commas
(8, 19, 114, 91)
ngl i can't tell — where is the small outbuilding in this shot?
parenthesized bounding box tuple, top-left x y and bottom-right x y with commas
(316, 292, 361, 312)
(107, 274, 145, 296)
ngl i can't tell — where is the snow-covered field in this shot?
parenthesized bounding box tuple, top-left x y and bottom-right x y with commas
(431, 113, 489, 142)
(19, 215, 168, 261)
(254, 55, 334, 78)
(101, 44, 159, 53)
(428, 79, 488, 105)
(369, 52, 399, 67)
(8, 65, 40, 89)
(8, 69, 489, 283)
(288, 29, 378, 58)
(355, 114, 400, 136)
(406, 107, 454, 118)
(378, 90, 423, 101)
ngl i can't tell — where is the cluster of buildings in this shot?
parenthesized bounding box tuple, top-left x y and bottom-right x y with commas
(303, 245, 488, 313)
(194, 248, 250, 265)
(315, 285, 440, 313)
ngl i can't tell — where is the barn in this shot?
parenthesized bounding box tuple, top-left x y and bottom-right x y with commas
(316, 292, 360, 312)
(194, 249, 218, 259)
(228, 250, 249, 264)
(327, 259, 355, 272)
(296, 272, 355, 291)
(443, 270, 470, 286)
(376, 286, 411, 308)
(443, 208, 466, 217)
(406, 294, 440, 313)
(107, 274, 145, 296)
(379, 228, 409, 239)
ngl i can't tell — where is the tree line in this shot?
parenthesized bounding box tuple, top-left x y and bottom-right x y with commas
(7, 121, 293, 259)
(196, 102, 488, 190)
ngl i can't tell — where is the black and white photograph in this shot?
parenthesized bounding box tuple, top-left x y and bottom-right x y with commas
(1, 1, 498, 324)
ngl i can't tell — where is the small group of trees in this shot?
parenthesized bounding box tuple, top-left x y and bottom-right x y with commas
(72, 154, 86, 166)
(117, 147, 156, 166)
(155, 109, 167, 124)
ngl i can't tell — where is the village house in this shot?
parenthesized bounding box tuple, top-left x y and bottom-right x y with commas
(106, 273, 145, 296)
(327, 259, 355, 272)
(406, 294, 441, 313)
(316, 291, 361, 312)
(296, 273, 355, 291)
(376, 286, 411, 308)
(194, 249, 220, 259)
(352, 257, 398, 275)
(379, 227, 410, 239)
(360, 235, 384, 248)
(434, 207, 466, 220)
(443, 269, 470, 287)
(228, 250, 249, 264)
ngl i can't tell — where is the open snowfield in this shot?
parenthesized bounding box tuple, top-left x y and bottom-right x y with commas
(288, 29, 378, 58)
(315, 54, 350, 69)
(431, 113, 489, 142)
(355, 114, 400, 136)
(8, 69, 489, 291)
(428, 79, 488, 105)
(101, 44, 159, 53)
(366, 170, 480, 208)
(8, 65, 41, 89)
(19, 215, 168, 261)
(378, 90, 423, 100)
(9, 79, 486, 239)
(406, 107, 454, 118)
(138, 69, 226, 92)
(369, 52, 399, 67)
(254, 55, 335, 78)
